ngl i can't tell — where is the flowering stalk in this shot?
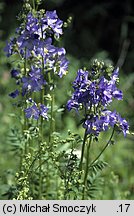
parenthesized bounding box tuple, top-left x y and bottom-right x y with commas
(89, 127, 115, 169)
(50, 88, 55, 141)
(38, 140, 42, 199)
(82, 135, 92, 199)
(79, 130, 87, 171)
(79, 105, 92, 172)
(67, 60, 129, 199)
(32, 0, 35, 10)
(38, 24, 45, 199)
(24, 48, 28, 155)
(6, 0, 69, 199)
(48, 71, 55, 143)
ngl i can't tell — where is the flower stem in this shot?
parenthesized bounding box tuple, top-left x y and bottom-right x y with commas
(79, 105, 92, 172)
(38, 25, 46, 199)
(38, 79, 45, 199)
(38, 87, 45, 199)
(38, 140, 42, 199)
(24, 48, 28, 154)
(50, 90, 55, 140)
(79, 129, 87, 171)
(89, 128, 115, 168)
(32, 0, 35, 10)
(48, 72, 55, 143)
(82, 135, 92, 199)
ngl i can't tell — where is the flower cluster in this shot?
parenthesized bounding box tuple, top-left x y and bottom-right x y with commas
(6, 10, 69, 120)
(67, 61, 129, 136)
(67, 68, 122, 111)
(24, 99, 48, 120)
(83, 110, 128, 137)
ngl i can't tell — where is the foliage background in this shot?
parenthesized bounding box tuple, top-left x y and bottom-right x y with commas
(0, 0, 134, 199)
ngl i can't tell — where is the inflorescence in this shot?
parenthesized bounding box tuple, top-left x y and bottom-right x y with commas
(6, 10, 69, 120)
(67, 60, 129, 136)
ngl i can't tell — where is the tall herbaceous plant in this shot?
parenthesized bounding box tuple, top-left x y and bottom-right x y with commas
(5, 0, 129, 200)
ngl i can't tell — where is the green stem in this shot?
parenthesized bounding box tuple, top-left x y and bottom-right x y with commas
(24, 48, 28, 154)
(79, 129, 87, 171)
(29, 138, 34, 195)
(32, 0, 35, 10)
(45, 73, 55, 199)
(82, 135, 92, 200)
(50, 90, 55, 140)
(79, 104, 92, 172)
(89, 128, 115, 169)
(38, 140, 42, 199)
(20, 110, 25, 170)
(64, 147, 74, 199)
(20, 148, 23, 171)
(38, 77, 45, 199)
(48, 72, 55, 143)
(38, 24, 46, 199)
(37, 111, 43, 199)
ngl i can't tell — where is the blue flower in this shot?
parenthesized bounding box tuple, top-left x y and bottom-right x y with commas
(4, 38, 17, 57)
(24, 102, 49, 120)
(67, 96, 79, 111)
(35, 38, 54, 59)
(116, 114, 129, 137)
(21, 66, 46, 95)
(11, 69, 20, 78)
(57, 55, 69, 78)
(83, 110, 129, 137)
(22, 76, 45, 96)
(73, 69, 89, 90)
(112, 90, 123, 100)
(26, 13, 39, 33)
(40, 104, 48, 119)
(17, 31, 39, 58)
(9, 90, 19, 98)
(46, 10, 63, 38)
(29, 67, 46, 87)
(83, 115, 100, 136)
(24, 104, 40, 120)
(111, 68, 119, 83)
